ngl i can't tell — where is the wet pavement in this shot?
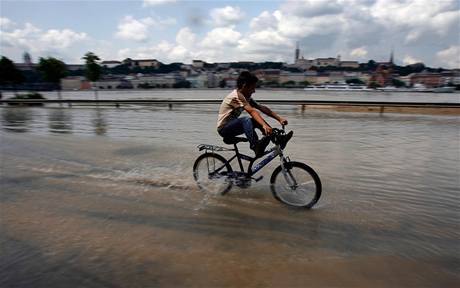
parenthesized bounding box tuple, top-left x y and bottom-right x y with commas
(1, 130, 459, 287)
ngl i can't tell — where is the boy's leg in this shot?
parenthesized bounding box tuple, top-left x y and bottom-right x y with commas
(241, 117, 259, 149)
(219, 117, 259, 149)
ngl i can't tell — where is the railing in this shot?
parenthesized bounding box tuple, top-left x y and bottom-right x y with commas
(1, 98, 459, 111)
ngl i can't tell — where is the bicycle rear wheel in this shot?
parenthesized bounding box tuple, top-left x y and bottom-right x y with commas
(193, 153, 233, 195)
(270, 161, 321, 208)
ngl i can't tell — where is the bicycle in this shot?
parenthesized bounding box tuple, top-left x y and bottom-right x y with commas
(193, 126, 322, 208)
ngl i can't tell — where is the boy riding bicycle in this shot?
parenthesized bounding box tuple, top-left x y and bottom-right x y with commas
(217, 71, 293, 157)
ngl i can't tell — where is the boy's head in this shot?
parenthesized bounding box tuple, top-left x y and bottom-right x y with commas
(237, 71, 258, 97)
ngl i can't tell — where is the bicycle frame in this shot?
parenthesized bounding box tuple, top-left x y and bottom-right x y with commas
(220, 143, 284, 178)
(197, 127, 289, 180)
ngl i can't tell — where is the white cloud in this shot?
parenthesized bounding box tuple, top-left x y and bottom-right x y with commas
(436, 46, 460, 68)
(371, 0, 460, 43)
(176, 27, 196, 49)
(274, 9, 343, 39)
(113, 0, 459, 66)
(211, 6, 245, 27)
(0, 17, 15, 30)
(1, 22, 87, 54)
(249, 11, 278, 30)
(115, 16, 154, 41)
(403, 55, 422, 65)
(115, 15, 176, 42)
(143, 0, 176, 7)
(40, 29, 87, 49)
(350, 47, 368, 58)
(200, 27, 242, 48)
(118, 39, 193, 63)
(280, 0, 344, 17)
(4, 0, 453, 66)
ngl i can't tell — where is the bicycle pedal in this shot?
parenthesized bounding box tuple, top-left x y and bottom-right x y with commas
(253, 176, 263, 182)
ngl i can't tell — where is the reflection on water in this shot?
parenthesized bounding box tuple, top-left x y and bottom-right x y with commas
(0, 107, 111, 136)
(92, 109, 107, 135)
(1, 107, 32, 133)
(48, 109, 72, 134)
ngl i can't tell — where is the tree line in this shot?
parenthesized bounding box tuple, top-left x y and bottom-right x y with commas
(0, 52, 101, 90)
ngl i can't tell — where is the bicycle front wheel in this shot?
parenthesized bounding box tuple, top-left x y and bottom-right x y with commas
(193, 153, 233, 195)
(270, 161, 321, 208)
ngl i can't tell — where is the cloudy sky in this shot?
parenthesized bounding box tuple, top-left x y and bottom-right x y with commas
(1, 0, 459, 68)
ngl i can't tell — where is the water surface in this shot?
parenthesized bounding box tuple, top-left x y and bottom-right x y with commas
(1, 91, 459, 287)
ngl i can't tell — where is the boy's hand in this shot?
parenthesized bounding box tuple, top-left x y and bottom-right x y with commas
(278, 117, 288, 125)
(263, 125, 273, 136)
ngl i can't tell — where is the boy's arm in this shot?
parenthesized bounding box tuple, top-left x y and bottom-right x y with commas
(243, 104, 272, 135)
(258, 104, 288, 125)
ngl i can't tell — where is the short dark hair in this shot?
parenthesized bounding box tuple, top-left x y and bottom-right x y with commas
(237, 71, 258, 89)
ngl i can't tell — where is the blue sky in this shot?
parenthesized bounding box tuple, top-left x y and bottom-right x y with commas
(1, 0, 459, 68)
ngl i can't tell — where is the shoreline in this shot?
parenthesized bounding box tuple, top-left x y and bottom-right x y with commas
(301, 105, 460, 115)
(1, 101, 458, 116)
(2, 87, 460, 93)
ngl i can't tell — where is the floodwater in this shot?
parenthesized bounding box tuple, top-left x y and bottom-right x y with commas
(1, 90, 459, 287)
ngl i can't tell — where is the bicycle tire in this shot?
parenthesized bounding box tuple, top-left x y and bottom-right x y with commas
(270, 161, 322, 208)
(193, 153, 233, 195)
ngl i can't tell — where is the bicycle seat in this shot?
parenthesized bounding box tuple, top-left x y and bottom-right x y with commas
(223, 137, 248, 145)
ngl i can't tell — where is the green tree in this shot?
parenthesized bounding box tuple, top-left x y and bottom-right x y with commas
(368, 81, 381, 89)
(82, 52, 102, 100)
(346, 78, 365, 85)
(392, 78, 406, 88)
(281, 81, 296, 87)
(367, 60, 377, 70)
(0, 56, 24, 90)
(37, 57, 67, 100)
(173, 80, 191, 88)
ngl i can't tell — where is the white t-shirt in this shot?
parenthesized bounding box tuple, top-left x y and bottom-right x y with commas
(216, 89, 260, 130)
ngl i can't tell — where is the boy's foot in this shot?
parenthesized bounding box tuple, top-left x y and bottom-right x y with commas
(254, 136, 271, 158)
(279, 131, 293, 149)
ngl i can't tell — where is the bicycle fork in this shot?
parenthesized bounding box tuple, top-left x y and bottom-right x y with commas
(280, 156, 298, 189)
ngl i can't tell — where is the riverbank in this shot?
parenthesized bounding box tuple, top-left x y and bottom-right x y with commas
(301, 104, 460, 115)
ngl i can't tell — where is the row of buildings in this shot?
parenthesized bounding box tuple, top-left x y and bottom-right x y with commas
(13, 51, 460, 90)
(60, 64, 460, 90)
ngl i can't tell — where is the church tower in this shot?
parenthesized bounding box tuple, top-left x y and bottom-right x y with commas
(295, 41, 300, 63)
(389, 48, 394, 65)
(23, 52, 32, 65)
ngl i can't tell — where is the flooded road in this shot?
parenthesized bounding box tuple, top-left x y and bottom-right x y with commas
(1, 102, 459, 287)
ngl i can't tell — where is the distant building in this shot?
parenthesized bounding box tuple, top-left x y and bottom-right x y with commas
(293, 57, 314, 70)
(15, 63, 38, 71)
(441, 70, 460, 85)
(66, 64, 85, 71)
(61, 76, 90, 90)
(131, 73, 183, 88)
(216, 62, 231, 69)
(295, 41, 300, 63)
(328, 71, 346, 83)
(315, 73, 332, 84)
(410, 71, 442, 88)
(207, 73, 219, 88)
(186, 74, 208, 88)
(23, 52, 32, 65)
(340, 61, 359, 68)
(254, 69, 281, 83)
(279, 72, 306, 84)
(123, 58, 161, 69)
(313, 57, 340, 67)
(368, 64, 394, 87)
(101, 61, 122, 68)
(192, 60, 205, 69)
